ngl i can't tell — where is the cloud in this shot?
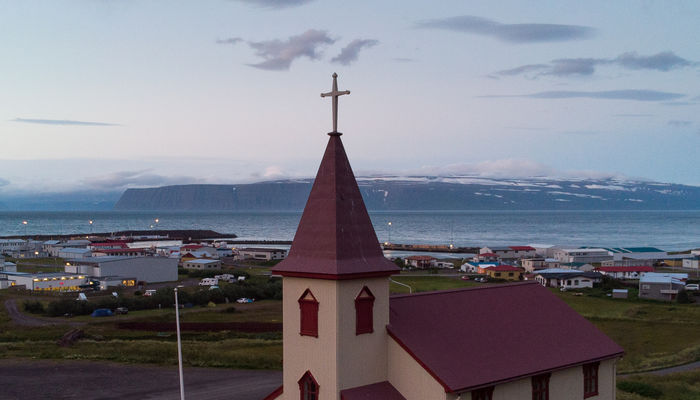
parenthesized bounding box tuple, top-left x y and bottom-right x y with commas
(331, 39, 378, 65)
(615, 51, 694, 71)
(233, 0, 314, 8)
(668, 120, 692, 127)
(393, 57, 415, 63)
(495, 51, 696, 78)
(245, 29, 335, 70)
(216, 37, 242, 45)
(416, 15, 594, 43)
(663, 101, 696, 106)
(12, 118, 119, 126)
(613, 114, 653, 117)
(482, 89, 685, 102)
(82, 170, 204, 190)
(0, 178, 9, 187)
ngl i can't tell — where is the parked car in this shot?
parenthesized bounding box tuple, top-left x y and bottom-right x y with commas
(686, 284, 699, 291)
(460, 275, 470, 281)
(236, 297, 255, 304)
(143, 289, 157, 297)
(115, 307, 129, 315)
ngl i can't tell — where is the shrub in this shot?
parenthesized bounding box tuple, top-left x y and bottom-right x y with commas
(22, 300, 45, 314)
(617, 381, 662, 399)
(676, 290, 692, 304)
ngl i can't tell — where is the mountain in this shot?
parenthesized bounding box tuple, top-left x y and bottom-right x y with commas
(0, 192, 121, 211)
(113, 177, 700, 211)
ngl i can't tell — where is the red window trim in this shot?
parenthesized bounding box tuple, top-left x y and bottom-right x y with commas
(471, 386, 494, 400)
(298, 370, 319, 400)
(298, 289, 319, 337)
(583, 362, 599, 398)
(531, 373, 550, 400)
(355, 286, 375, 335)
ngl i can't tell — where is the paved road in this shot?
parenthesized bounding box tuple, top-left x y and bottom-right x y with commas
(0, 359, 282, 400)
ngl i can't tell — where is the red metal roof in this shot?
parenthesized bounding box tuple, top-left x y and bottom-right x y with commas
(484, 265, 521, 272)
(95, 248, 146, 254)
(340, 381, 406, 400)
(509, 246, 536, 251)
(271, 134, 399, 279)
(597, 266, 654, 273)
(387, 282, 623, 393)
(181, 244, 203, 250)
(406, 255, 436, 261)
(91, 242, 128, 248)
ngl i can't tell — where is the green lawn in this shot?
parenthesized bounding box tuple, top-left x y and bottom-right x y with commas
(617, 370, 700, 400)
(389, 275, 479, 294)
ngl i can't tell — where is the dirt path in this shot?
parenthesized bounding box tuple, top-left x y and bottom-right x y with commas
(0, 359, 281, 400)
(620, 360, 700, 378)
(4, 298, 57, 327)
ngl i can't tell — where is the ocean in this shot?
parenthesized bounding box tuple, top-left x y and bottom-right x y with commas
(1, 210, 699, 251)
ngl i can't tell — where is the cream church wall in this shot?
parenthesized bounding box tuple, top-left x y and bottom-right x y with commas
(282, 276, 392, 400)
(464, 358, 617, 400)
(387, 336, 452, 400)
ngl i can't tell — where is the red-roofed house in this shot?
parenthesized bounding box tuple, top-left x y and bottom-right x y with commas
(596, 266, 655, 280)
(472, 252, 499, 262)
(264, 75, 622, 400)
(404, 255, 436, 269)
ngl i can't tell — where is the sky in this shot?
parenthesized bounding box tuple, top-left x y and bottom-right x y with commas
(1, 0, 699, 195)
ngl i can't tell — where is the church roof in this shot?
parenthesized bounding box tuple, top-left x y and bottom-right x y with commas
(387, 281, 624, 393)
(271, 133, 399, 279)
(340, 381, 406, 400)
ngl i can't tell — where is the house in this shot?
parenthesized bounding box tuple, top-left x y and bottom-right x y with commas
(660, 254, 696, 267)
(238, 247, 288, 261)
(472, 252, 499, 263)
(0, 239, 26, 254)
(65, 256, 178, 283)
(682, 257, 699, 269)
(479, 246, 536, 260)
(460, 262, 499, 274)
(404, 255, 436, 269)
(483, 265, 522, 281)
(264, 88, 622, 400)
(534, 269, 603, 289)
(639, 273, 686, 301)
(58, 247, 92, 259)
(520, 257, 560, 273)
(552, 248, 612, 263)
(559, 262, 595, 272)
(529, 244, 561, 259)
(604, 247, 667, 262)
(596, 266, 654, 280)
(92, 248, 148, 257)
(182, 258, 222, 270)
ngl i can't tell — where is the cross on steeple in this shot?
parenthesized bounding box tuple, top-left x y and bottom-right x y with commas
(321, 72, 350, 135)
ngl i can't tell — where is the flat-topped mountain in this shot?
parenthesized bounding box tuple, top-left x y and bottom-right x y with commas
(113, 176, 700, 211)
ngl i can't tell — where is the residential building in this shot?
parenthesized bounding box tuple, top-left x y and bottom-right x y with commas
(58, 247, 92, 259)
(182, 259, 222, 270)
(0, 239, 26, 254)
(460, 262, 499, 274)
(552, 248, 612, 263)
(639, 273, 686, 301)
(596, 266, 654, 280)
(682, 257, 699, 269)
(404, 255, 436, 269)
(484, 265, 522, 281)
(239, 247, 288, 261)
(92, 248, 148, 257)
(265, 110, 622, 400)
(472, 252, 499, 263)
(480, 246, 536, 260)
(521, 257, 560, 273)
(534, 269, 603, 289)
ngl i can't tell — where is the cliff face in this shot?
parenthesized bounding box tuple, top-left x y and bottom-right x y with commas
(113, 177, 700, 211)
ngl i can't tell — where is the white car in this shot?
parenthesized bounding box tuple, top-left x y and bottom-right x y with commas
(686, 284, 699, 291)
(236, 297, 255, 304)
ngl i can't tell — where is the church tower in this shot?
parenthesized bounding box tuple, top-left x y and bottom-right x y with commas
(270, 74, 400, 400)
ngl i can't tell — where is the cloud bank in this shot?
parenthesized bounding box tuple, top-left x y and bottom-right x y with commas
(244, 29, 335, 70)
(331, 39, 378, 65)
(416, 15, 594, 43)
(82, 170, 204, 190)
(216, 37, 242, 45)
(12, 118, 119, 127)
(482, 89, 685, 102)
(495, 51, 696, 78)
(233, 0, 314, 8)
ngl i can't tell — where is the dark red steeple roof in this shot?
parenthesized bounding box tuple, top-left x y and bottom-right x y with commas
(271, 133, 399, 279)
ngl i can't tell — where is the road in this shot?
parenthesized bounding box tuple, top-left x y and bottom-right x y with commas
(0, 359, 282, 400)
(4, 298, 62, 327)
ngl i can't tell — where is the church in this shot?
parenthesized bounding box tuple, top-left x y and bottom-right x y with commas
(264, 74, 623, 400)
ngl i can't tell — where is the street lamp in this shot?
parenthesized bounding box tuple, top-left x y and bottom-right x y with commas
(387, 221, 392, 244)
(89, 220, 94, 236)
(22, 220, 28, 238)
(174, 287, 185, 400)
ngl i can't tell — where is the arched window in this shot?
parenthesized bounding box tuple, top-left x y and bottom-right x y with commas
(298, 289, 319, 337)
(298, 371, 319, 400)
(355, 286, 375, 335)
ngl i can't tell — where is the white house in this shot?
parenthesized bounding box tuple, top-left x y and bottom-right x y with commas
(182, 259, 222, 270)
(682, 258, 699, 269)
(58, 247, 92, 259)
(0, 239, 26, 254)
(552, 248, 612, 263)
(596, 266, 654, 279)
(534, 269, 602, 289)
(238, 247, 288, 261)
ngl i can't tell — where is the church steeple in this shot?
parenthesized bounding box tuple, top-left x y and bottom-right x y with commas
(272, 74, 399, 279)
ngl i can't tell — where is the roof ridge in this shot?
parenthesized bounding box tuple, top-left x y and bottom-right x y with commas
(390, 281, 537, 300)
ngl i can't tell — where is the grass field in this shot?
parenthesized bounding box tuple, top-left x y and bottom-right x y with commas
(617, 370, 700, 400)
(2, 273, 700, 378)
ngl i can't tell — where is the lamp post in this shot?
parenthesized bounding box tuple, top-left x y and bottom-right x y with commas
(89, 220, 93, 236)
(174, 287, 185, 400)
(22, 220, 28, 238)
(387, 221, 392, 244)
